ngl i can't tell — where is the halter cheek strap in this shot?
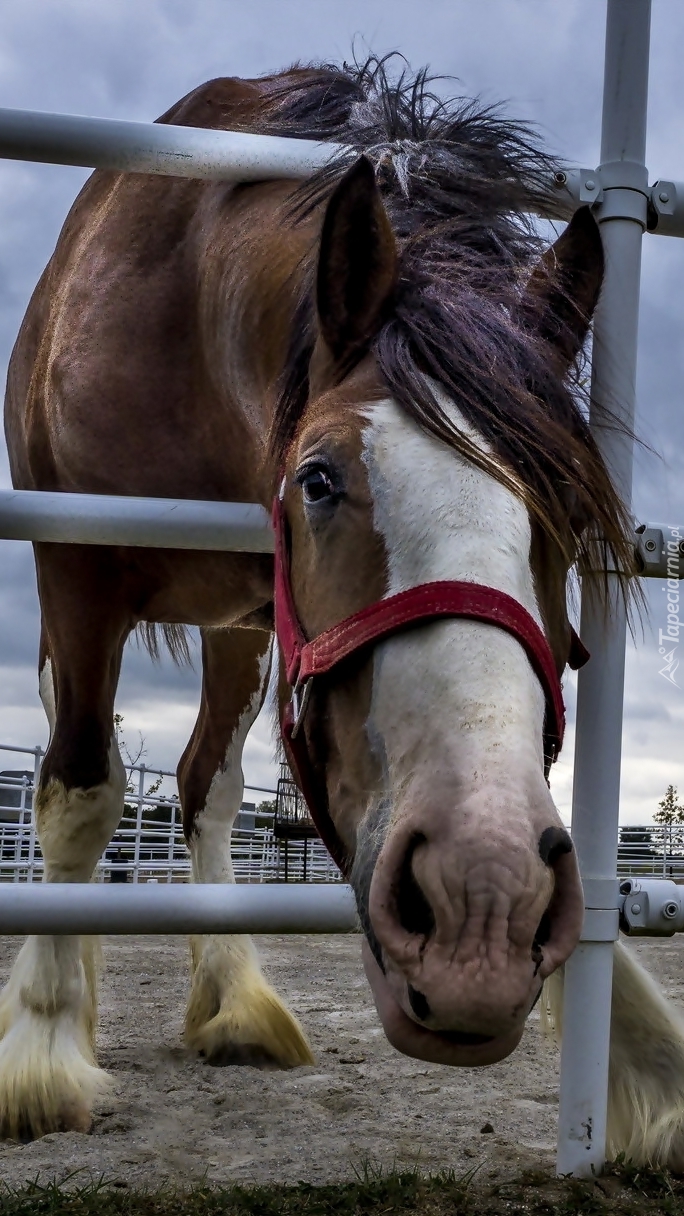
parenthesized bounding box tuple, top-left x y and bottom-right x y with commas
(272, 495, 588, 876)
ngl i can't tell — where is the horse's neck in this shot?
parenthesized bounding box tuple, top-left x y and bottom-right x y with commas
(194, 183, 315, 447)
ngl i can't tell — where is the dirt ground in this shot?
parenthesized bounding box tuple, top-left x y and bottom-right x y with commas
(0, 931, 682, 1191)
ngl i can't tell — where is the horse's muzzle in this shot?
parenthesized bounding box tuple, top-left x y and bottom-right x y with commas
(358, 799, 584, 1063)
(362, 940, 527, 1065)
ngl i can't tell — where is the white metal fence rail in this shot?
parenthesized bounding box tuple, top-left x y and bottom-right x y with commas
(0, 743, 342, 884)
(0, 491, 273, 551)
(0, 106, 342, 181)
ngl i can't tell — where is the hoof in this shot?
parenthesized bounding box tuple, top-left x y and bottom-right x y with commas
(0, 1011, 109, 1141)
(185, 954, 314, 1069)
(2, 1102, 93, 1143)
(201, 1043, 289, 1068)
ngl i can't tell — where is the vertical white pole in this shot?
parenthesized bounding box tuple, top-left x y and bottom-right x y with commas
(29, 745, 42, 882)
(133, 762, 145, 884)
(174, 798, 184, 882)
(15, 775, 28, 883)
(556, 0, 651, 1177)
(166, 791, 175, 883)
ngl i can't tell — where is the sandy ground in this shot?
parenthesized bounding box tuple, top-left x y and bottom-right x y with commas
(0, 931, 682, 1190)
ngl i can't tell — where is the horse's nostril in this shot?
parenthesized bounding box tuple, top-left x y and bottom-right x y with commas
(538, 826, 573, 867)
(532, 907, 553, 974)
(407, 984, 431, 1021)
(396, 835, 435, 939)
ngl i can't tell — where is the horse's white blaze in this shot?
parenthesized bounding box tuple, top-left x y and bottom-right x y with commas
(0, 657, 125, 1134)
(361, 394, 546, 788)
(190, 645, 271, 884)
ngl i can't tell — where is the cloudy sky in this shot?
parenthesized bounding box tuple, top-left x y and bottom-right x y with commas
(0, 0, 683, 822)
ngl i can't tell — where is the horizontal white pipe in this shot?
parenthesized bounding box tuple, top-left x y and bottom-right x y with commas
(0, 107, 344, 180)
(2, 493, 680, 580)
(0, 882, 358, 935)
(0, 105, 590, 225)
(4, 105, 684, 244)
(0, 489, 274, 552)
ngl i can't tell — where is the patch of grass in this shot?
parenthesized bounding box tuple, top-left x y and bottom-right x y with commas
(3, 1161, 684, 1216)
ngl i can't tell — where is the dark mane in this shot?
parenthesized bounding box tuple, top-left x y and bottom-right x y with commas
(259, 56, 636, 596)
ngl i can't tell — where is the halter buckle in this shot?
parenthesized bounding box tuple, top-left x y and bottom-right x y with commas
(290, 677, 313, 739)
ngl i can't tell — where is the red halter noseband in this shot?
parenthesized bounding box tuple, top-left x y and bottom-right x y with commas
(273, 495, 588, 875)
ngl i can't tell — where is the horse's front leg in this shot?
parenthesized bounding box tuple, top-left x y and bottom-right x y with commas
(178, 626, 312, 1067)
(543, 938, 684, 1169)
(0, 554, 129, 1139)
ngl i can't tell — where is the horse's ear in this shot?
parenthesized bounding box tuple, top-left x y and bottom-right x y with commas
(520, 206, 604, 371)
(317, 156, 397, 366)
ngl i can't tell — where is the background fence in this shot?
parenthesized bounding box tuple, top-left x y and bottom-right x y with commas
(1, 740, 677, 886)
(0, 742, 342, 884)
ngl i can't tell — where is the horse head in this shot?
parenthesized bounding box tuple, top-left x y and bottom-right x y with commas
(272, 154, 626, 1066)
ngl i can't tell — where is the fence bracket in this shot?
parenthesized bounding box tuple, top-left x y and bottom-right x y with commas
(635, 522, 684, 578)
(619, 877, 684, 935)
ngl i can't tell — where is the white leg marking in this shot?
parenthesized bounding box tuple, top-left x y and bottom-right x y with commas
(190, 644, 271, 884)
(0, 657, 125, 1136)
(36, 740, 125, 882)
(39, 656, 56, 739)
(185, 642, 312, 1066)
(0, 935, 104, 1137)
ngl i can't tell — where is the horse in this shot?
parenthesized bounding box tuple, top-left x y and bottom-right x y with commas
(2, 58, 684, 1167)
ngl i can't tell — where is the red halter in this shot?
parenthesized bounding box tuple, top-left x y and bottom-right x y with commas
(272, 495, 588, 875)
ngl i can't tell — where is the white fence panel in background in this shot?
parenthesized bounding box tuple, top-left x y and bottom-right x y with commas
(0, 742, 342, 884)
(1, 741, 672, 885)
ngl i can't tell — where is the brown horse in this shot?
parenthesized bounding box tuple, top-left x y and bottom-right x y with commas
(3, 60, 684, 1166)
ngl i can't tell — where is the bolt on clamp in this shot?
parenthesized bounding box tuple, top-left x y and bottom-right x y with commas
(620, 878, 684, 936)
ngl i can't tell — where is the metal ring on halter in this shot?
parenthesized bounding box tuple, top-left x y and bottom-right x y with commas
(290, 677, 313, 739)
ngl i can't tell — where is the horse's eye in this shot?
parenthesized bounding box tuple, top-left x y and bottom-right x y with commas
(298, 467, 335, 504)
